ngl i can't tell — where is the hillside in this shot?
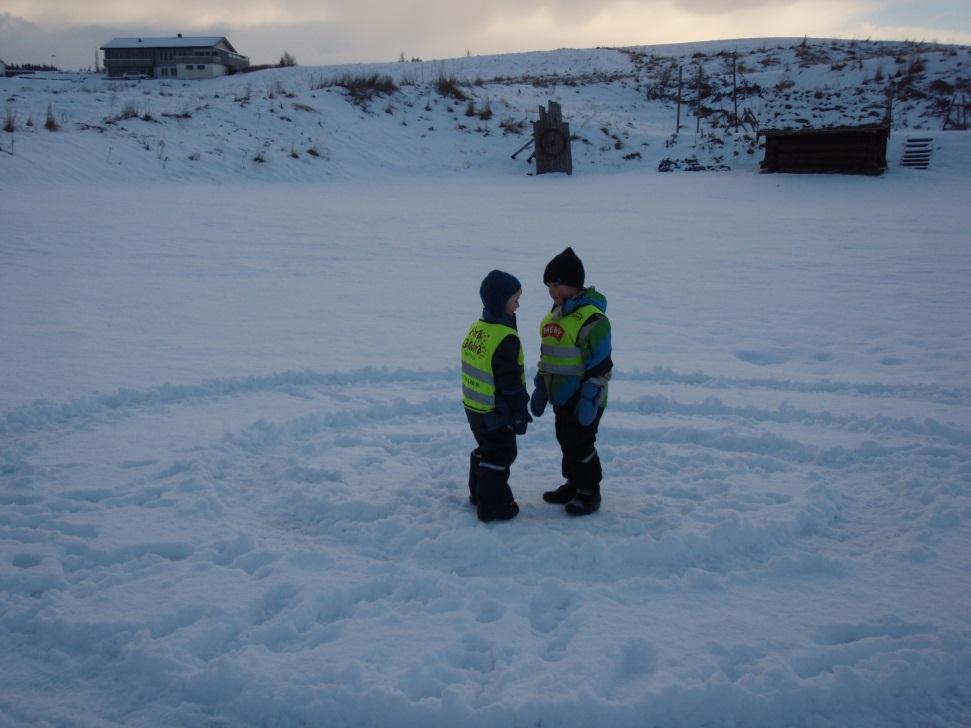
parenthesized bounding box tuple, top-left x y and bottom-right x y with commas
(2, 37, 970, 184)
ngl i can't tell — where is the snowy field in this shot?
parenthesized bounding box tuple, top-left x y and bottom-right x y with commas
(3, 38, 971, 728)
(3, 165, 971, 726)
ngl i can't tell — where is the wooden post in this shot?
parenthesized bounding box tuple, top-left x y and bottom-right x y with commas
(695, 65, 703, 144)
(532, 100, 572, 175)
(675, 66, 682, 134)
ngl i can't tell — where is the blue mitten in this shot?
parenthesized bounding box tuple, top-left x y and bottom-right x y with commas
(575, 380, 602, 426)
(529, 373, 548, 418)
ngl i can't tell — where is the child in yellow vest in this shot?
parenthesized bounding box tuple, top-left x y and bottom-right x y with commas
(461, 270, 530, 522)
(530, 248, 612, 516)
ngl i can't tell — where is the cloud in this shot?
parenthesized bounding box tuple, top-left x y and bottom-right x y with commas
(477, 0, 863, 49)
(853, 21, 971, 45)
(0, 0, 823, 32)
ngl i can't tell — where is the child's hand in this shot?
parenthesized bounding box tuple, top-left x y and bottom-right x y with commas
(529, 373, 548, 417)
(575, 379, 602, 426)
(512, 410, 530, 435)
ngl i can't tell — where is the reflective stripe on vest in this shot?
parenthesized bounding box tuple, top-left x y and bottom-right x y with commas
(539, 305, 600, 379)
(461, 320, 522, 413)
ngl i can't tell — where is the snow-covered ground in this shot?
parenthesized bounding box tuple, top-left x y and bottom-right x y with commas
(2, 37, 971, 727)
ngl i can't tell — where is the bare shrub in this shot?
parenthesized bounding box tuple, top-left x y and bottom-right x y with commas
(315, 74, 398, 105)
(499, 117, 526, 135)
(906, 55, 926, 76)
(435, 75, 467, 101)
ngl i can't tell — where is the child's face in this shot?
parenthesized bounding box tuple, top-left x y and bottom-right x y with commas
(546, 283, 578, 307)
(505, 289, 522, 316)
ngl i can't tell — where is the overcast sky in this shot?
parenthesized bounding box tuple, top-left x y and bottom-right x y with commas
(1, 0, 969, 69)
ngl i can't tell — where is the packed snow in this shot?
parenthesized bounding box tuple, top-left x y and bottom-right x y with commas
(2, 37, 971, 727)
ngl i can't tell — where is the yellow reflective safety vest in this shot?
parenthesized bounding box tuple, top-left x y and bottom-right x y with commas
(461, 320, 524, 413)
(539, 304, 601, 404)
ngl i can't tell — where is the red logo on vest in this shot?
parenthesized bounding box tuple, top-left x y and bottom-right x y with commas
(543, 323, 565, 341)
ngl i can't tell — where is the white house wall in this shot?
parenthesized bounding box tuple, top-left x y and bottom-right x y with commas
(178, 63, 227, 80)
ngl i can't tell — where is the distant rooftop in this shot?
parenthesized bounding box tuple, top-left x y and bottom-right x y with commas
(101, 37, 235, 51)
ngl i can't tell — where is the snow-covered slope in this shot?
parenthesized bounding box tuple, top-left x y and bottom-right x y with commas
(2, 37, 969, 184)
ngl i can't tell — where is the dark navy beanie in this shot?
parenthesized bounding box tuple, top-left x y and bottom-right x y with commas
(480, 269, 522, 318)
(543, 246, 585, 288)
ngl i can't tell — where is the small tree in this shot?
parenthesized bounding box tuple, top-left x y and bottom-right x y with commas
(279, 51, 297, 67)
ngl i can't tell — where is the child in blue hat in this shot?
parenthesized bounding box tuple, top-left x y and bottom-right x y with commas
(461, 270, 530, 522)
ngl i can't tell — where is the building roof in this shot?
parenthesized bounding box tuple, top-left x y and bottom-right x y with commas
(101, 37, 237, 52)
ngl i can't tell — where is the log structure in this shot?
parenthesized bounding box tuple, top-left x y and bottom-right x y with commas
(533, 101, 573, 175)
(758, 124, 890, 175)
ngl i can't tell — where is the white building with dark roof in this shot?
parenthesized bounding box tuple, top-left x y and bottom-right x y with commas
(100, 35, 249, 80)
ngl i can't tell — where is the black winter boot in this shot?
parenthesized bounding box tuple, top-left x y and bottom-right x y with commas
(476, 461, 518, 522)
(565, 487, 601, 516)
(468, 451, 481, 505)
(542, 483, 576, 504)
(477, 500, 519, 522)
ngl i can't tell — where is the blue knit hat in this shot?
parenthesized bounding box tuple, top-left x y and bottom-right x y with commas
(480, 269, 522, 318)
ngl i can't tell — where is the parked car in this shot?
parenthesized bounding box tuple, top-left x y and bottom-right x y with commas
(122, 72, 150, 80)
